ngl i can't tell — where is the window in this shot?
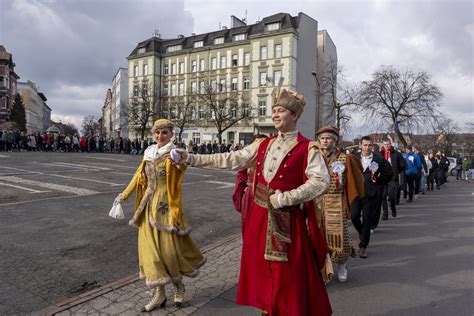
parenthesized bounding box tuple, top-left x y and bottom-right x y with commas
(171, 63, 177, 75)
(191, 60, 197, 72)
(234, 33, 246, 41)
(259, 72, 267, 86)
(244, 52, 250, 66)
(178, 83, 184, 96)
(260, 46, 267, 60)
(200, 59, 205, 71)
(266, 22, 280, 31)
(170, 106, 177, 119)
(230, 106, 237, 118)
(167, 45, 182, 52)
(273, 70, 282, 86)
(133, 85, 139, 97)
(133, 65, 138, 77)
(193, 132, 201, 144)
(243, 76, 250, 90)
(194, 41, 203, 48)
(138, 47, 146, 54)
(214, 37, 224, 45)
(171, 84, 176, 96)
(191, 81, 197, 93)
(220, 56, 226, 69)
(190, 106, 196, 120)
(179, 62, 185, 74)
(142, 85, 148, 96)
(211, 79, 217, 91)
(211, 57, 217, 70)
(243, 103, 250, 117)
(163, 83, 169, 96)
(274, 44, 282, 58)
(198, 106, 205, 119)
(259, 101, 267, 116)
(143, 64, 148, 76)
(232, 54, 238, 67)
(219, 79, 226, 92)
(163, 64, 169, 75)
(231, 78, 238, 91)
(200, 81, 205, 94)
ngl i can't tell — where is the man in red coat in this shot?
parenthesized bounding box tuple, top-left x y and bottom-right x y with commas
(176, 83, 332, 315)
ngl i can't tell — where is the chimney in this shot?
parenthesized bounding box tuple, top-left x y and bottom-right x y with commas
(178, 34, 184, 39)
(191, 33, 196, 36)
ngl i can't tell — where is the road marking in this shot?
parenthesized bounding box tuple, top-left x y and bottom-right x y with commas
(0, 182, 50, 193)
(205, 180, 235, 189)
(185, 172, 213, 177)
(110, 171, 135, 176)
(46, 173, 125, 186)
(0, 166, 42, 174)
(0, 176, 99, 195)
(82, 156, 127, 162)
(0, 155, 9, 157)
(52, 162, 111, 171)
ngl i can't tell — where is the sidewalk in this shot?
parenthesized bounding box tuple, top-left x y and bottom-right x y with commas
(37, 234, 257, 315)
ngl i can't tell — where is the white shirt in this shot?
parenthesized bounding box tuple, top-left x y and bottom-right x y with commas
(361, 153, 373, 171)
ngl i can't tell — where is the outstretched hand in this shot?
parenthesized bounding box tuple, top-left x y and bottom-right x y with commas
(113, 193, 124, 206)
(174, 148, 189, 164)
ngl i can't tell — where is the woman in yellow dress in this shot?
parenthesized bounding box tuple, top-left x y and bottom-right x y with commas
(113, 119, 205, 312)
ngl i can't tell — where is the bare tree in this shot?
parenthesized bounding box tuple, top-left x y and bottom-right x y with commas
(81, 115, 100, 137)
(195, 80, 253, 144)
(433, 117, 459, 155)
(359, 65, 443, 146)
(164, 91, 195, 143)
(319, 60, 361, 141)
(127, 81, 160, 140)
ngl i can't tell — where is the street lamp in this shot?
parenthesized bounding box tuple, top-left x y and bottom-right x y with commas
(311, 72, 321, 130)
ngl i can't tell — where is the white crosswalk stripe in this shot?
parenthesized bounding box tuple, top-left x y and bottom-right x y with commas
(0, 176, 99, 195)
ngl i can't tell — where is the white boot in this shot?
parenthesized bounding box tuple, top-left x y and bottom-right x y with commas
(141, 285, 166, 312)
(337, 263, 348, 283)
(173, 280, 185, 307)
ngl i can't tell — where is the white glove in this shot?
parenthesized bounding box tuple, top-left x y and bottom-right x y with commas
(269, 190, 283, 209)
(174, 148, 189, 164)
(113, 194, 124, 206)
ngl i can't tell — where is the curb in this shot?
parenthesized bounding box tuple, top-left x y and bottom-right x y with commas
(35, 233, 241, 316)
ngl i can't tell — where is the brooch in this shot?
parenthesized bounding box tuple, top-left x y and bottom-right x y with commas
(331, 161, 345, 190)
(369, 161, 379, 183)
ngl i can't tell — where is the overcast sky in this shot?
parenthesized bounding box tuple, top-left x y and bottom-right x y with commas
(1, 0, 472, 136)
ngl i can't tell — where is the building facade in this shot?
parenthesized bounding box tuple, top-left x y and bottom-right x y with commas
(111, 68, 129, 139)
(316, 30, 337, 128)
(101, 88, 113, 138)
(17, 81, 46, 134)
(0, 45, 20, 124)
(127, 12, 337, 143)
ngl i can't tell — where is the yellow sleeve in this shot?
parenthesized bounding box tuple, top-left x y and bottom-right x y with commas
(121, 160, 145, 201)
(166, 159, 186, 227)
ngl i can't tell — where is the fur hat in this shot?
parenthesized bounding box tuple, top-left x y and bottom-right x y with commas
(151, 119, 174, 133)
(271, 77, 305, 115)
(316, 126, 340, 139)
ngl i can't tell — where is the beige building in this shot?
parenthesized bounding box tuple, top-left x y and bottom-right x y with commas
(127, 12, 337, 144)
(17, 80, 47, 134)
(101, 88, 113, 138)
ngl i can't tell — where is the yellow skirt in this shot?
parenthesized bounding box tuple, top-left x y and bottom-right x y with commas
(137, 209, 205, 288)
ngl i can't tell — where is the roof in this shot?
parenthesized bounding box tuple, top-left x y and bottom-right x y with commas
(128, 12, 300, 58)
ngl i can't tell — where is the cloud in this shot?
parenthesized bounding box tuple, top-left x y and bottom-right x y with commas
(1, 0, 194, 129)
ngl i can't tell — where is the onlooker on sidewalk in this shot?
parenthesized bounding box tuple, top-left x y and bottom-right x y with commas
(414, 146, 428, 195)
(462, 157, 471, 180)
(456, 157, 463, 180)
(403, 145, 421, 202)
(380, 139, 406, 220)
(440, 152, 450, 184)
(427, 151, 439, 191)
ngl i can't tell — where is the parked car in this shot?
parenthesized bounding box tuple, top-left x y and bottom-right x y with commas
(448, 157, 457, 176)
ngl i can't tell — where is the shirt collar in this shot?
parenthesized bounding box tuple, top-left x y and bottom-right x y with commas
(277, 130, 298, 140)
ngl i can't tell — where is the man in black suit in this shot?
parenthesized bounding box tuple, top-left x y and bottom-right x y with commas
(351, 136, 393, 258)
(380, 138, 406, 220)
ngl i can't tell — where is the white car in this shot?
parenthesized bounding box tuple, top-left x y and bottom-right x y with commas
(447, 157, 457, 176)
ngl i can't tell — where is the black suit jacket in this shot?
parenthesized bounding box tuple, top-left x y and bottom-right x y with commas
(356, 152, 394, 199)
